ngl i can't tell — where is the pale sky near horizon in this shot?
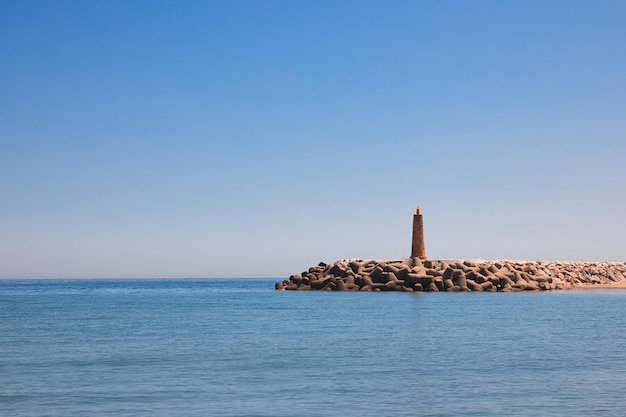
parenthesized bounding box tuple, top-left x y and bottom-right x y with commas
(1, 1, 625, 278)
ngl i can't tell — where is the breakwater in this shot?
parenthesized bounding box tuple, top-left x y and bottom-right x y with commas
(275, 258, 626, 291)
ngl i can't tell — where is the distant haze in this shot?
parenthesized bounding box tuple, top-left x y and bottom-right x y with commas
(1, 1, 625, 278)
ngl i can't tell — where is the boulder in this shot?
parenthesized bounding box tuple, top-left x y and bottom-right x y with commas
(466, 280, 482, 291)
(454, 272, 467, 288)
(442, 267, 454, 281)
(411, 258, 423, 269)
(384, 281, 399, 290)
(334, 279, 348, 291)
(370, 266, 383, 283)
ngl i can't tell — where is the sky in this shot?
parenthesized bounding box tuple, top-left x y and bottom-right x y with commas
(1, 0, 625, 278)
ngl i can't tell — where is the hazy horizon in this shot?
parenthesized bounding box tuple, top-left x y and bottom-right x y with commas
(2, 1, 625, 279)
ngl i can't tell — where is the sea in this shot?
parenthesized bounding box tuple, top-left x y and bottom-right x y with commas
(2, 278, 626, 417)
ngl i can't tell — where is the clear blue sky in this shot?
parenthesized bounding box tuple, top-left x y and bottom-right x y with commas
(1, 1, 625, 278)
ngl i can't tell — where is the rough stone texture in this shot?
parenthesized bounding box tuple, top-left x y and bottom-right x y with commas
(411, 208, 427, 259)
(276, 259, 626, 292)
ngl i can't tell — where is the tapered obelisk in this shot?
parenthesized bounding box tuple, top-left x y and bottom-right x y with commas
(411, 207, 427, 259)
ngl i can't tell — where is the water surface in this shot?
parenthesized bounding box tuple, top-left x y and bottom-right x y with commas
(2, 279, 625, 416)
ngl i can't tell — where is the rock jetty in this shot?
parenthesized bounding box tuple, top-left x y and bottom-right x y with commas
(275, 259, 626, 292)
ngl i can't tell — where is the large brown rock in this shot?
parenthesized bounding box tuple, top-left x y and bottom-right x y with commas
(310, 276, 335, 290)
(334, 279, 348, 291)
(466, 280, 482, 291)
(362, 276, 374, 287)
(370, 266, 383, 283)
(384, 281, 399, 290)
(442, 267, 454, 281)
(454, 272, 467, 288)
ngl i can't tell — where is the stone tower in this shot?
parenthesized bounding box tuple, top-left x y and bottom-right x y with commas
(411, 207, 427, 259)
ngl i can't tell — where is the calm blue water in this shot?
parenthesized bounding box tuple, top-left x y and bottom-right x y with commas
(2, 279, 626, 417)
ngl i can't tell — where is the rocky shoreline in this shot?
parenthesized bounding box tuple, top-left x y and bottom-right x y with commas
(275, 258, 626, 292)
